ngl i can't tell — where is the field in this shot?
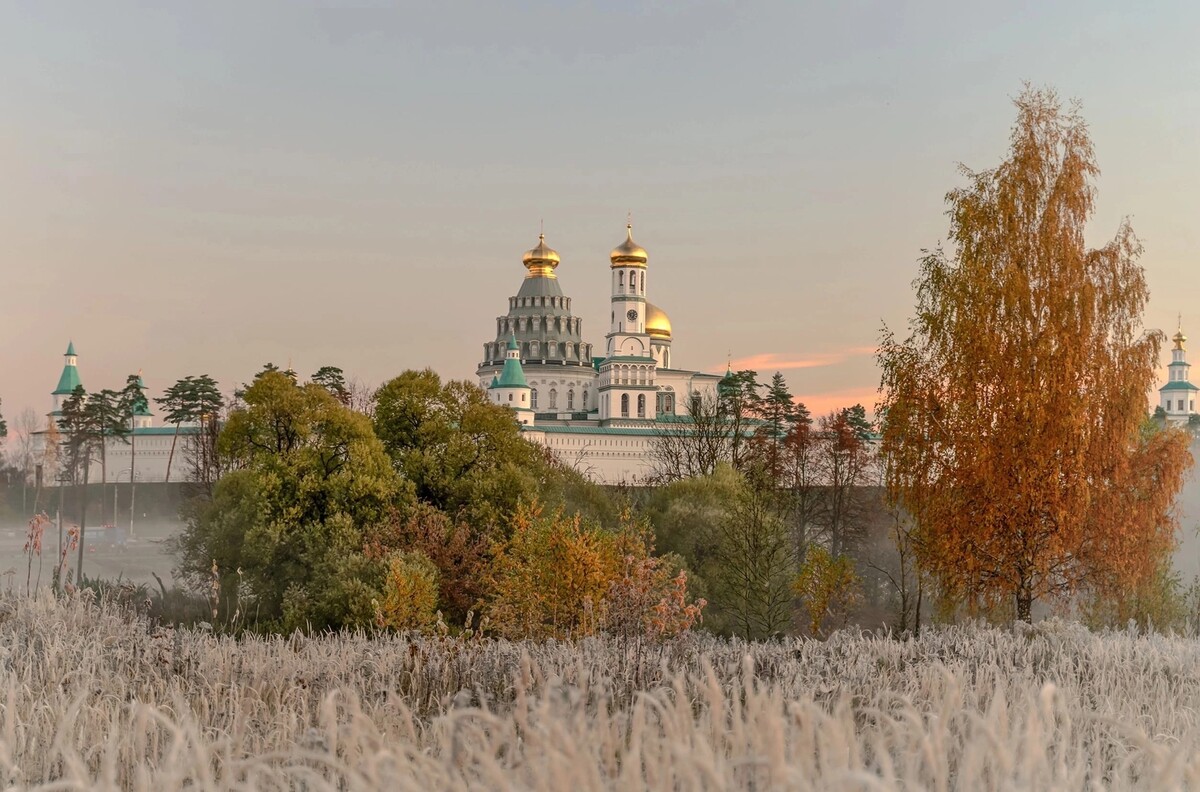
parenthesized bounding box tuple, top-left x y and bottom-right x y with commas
(0, 596, 1197, 790)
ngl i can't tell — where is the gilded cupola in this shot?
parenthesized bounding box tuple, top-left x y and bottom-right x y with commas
(646, 302, 672, 340)
(522, 234, 560, 277)
(610, 223, 648, 266)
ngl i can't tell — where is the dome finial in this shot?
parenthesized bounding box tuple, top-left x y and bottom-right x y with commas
(522, 230, 560, 278)
(610, 217, 648, 266)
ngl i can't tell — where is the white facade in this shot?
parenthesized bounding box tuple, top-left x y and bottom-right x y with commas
(96, 428, 197, 483)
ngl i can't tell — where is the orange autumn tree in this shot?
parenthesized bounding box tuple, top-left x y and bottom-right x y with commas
(486, 501, 704, 640)
(877, 86, 1192, 623)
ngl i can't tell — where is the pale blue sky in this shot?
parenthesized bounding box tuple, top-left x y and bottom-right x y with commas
(2, 1, 1198, 421)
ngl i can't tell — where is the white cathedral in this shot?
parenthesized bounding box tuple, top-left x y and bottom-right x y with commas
(477, 224, 723, 484)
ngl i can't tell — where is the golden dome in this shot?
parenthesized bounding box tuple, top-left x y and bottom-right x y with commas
(1175, 329, 1187, 350)
(610, 223, 648, 266)
(522, 234, 560, 277)
(646, 302, 672, 340)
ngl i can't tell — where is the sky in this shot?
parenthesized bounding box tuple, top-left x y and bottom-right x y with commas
(2, 1, 1199, 427)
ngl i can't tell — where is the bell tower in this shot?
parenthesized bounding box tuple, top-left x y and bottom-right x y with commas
(1159, 320, 1199, 424)
(598, 223, 657, 422)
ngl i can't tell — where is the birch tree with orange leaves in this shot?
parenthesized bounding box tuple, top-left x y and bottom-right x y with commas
(877, 86, 1192, 623)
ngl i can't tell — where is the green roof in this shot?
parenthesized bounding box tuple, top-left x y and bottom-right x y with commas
(496, 356, 527, 388)
(53, 363, 81, 396)
(130, 374, 152, 416)
(53, 341, 82, 396)
(507, 334, 519, 351)
(1160, 381, 1198, 391)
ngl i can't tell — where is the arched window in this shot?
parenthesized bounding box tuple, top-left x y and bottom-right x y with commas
(550, 388, 558, 409)
(531, 389, 538, 409)
(637, 394, 646, 418)
(619, 271, 625, 290)
(639, 272, 644, 293)
(567, 389, 574, 409)
(620, 394, 629, 417)
(582, 389, 589, 409)
(508, 393, 513, 402)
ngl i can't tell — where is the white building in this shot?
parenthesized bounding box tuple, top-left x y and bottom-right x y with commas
(37, 342, 195, 485)
(478, 225, 722, 483)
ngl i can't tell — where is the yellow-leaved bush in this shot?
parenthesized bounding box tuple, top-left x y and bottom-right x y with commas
(375, 550, 440, 631)
(485, 501, 704, 640)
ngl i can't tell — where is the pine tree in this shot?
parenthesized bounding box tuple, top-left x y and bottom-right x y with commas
(755, 372, 801, 480)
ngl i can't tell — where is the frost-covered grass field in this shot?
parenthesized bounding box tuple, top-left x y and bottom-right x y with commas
(2, 594, 1200, 790)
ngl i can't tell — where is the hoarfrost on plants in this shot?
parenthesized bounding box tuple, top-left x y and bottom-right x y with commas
(1, 594, 1200, 790)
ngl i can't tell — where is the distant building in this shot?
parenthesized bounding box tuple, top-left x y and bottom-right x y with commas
(478, 225, 722, 484)
(37, 342, 196, 485)
(1159, 327, 1199, 425)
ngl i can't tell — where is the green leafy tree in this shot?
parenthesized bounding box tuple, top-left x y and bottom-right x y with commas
(703, 465, 796, 639)
(645, 464, 744, 631)
(373, 369, 545, 529)
(177, 370, 408, 630)
(794, 545, 862, 637)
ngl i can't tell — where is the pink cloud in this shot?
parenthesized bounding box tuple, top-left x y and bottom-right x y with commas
(800, 387, 882, 419)
(710, 346, 877, 374)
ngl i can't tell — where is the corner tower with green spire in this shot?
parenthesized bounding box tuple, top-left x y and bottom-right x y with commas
(489, 334, 534, 425)
(51, 341, 83, 416)
(131, 371, 154, 428)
